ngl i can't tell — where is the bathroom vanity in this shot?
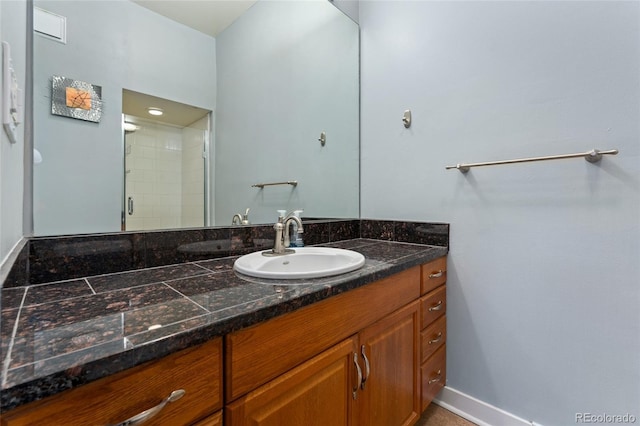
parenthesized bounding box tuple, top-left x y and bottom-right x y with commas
(226, 257, 448, 426)
(1, 233, 447, 425)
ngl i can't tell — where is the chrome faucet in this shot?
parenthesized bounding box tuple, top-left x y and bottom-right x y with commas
(232, 208, 251, 225)
(264, 211, 304, 256)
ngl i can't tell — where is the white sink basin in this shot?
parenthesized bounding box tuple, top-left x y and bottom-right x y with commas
(233, 247, 365, 279)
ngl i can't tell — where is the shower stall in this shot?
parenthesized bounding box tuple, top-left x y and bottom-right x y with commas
(122, 113, 210, 232)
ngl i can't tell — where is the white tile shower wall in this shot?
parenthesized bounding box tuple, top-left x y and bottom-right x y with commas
(181, 115, 207, 228)
(125, 122, 183, 231)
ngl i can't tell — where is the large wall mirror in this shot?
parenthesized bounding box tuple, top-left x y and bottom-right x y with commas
(32, 0, 359, 236)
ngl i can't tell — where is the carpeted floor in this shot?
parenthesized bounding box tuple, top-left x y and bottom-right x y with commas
(416, 404, 477, 426)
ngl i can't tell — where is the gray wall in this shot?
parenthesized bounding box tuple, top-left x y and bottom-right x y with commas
(0, 0, 27, 261)
(360, 1, 639, 424)
(33, 1, 216, 235)
(215, 0, 359, 225)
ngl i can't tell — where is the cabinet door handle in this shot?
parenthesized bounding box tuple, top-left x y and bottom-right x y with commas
(360, 345, 370, 390)
(428, 301, 443, 312)
(109, 389, 185, 426)
(353, 353, 363, 400)
(428, 370, 442, 385)
(428, 332, 443, 345)
(429, 270, 444, 279)
(127, 197, 134, 215)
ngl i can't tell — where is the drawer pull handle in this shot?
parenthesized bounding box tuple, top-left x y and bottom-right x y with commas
(353, 353, 363, 400)
(428, 301, 443, 312)
(360, 345, 370, 390)
(428, 370, 442, 385)
(428, 332, 443, 345)
(429, 270, 444, 279)
(111, 389, 185, 426)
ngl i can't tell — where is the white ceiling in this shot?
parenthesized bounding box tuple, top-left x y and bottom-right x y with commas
(122, 89, 210, 127)
(131, 0, 258, 37)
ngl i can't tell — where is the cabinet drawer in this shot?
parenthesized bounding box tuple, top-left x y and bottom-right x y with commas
(421, 315, 446, 363)
(1, 338, 223, 426)
(421, 256, 447, 295)
(421, 344, 446, 411)
(421, 285, 446, 329)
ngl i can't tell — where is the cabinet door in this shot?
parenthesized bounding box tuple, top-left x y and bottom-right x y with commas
(193, 410, 223, 426)
(357, 300, 420, 426)
(226, 337, 358, 426)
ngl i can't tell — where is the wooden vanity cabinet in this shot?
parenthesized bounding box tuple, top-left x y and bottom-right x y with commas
(420, 256, 448, 410)
(225, 267, 421, 403)
(0, 338, 223, 426)
(225, 267, 423, 426)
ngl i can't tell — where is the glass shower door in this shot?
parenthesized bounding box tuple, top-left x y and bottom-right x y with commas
(123, 115, 208, 231)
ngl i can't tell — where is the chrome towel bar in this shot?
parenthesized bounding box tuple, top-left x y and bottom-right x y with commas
(446, 149, 619, 173)
(252, 181, 298, 188)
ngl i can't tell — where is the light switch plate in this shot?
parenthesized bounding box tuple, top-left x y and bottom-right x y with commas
(2, 41, 21, 144)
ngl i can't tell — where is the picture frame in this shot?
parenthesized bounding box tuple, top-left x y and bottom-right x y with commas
(51, 75, 102, 123)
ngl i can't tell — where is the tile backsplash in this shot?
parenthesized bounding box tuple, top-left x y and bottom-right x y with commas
(3, 219, 448, 287)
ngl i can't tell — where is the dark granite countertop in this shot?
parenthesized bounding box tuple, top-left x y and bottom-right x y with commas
(1, 238, 447, 411)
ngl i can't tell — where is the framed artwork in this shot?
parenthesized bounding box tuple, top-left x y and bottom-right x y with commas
(51, 75, 102, 122)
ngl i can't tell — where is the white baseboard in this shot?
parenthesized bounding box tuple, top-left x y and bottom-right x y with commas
(433, 386, 539, 426)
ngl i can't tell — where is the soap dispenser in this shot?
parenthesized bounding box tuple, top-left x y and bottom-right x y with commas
(290, 209, 304, 247)
(241, 208, 251, 225)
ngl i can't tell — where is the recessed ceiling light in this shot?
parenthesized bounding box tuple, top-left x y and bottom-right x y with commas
(148, 107, 164, 116)
(123, 122, 138, 132)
